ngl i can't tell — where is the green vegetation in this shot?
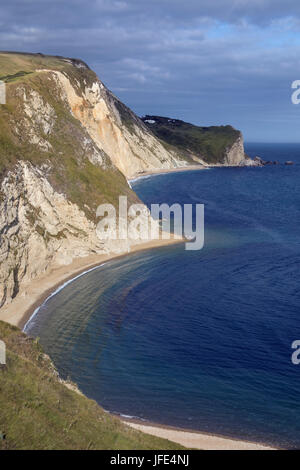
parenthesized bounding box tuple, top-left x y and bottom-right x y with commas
(142, 115, 240, 164)
(0, 321, 184, 450)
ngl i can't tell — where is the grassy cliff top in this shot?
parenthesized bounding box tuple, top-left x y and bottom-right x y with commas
(142, 115, 241, 164)
(0, 51, 93, 84)
(0, 321, 184, 450)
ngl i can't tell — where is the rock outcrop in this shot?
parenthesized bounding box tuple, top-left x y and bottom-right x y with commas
(223, 134, 247, 166)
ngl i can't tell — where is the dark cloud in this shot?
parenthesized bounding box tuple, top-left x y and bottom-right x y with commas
(1, 0, 300, 141)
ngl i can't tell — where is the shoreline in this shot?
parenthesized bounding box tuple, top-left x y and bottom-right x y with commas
(122, 418, 276, 450)
(127, 161, 263, 183)
(128, 164, 207, 182)
(0, 237, 183, 330)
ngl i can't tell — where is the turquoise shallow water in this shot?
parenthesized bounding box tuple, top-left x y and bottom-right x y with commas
(26, 143, 300, 449)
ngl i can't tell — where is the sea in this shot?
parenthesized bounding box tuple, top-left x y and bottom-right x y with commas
(25, 143, 300, 449)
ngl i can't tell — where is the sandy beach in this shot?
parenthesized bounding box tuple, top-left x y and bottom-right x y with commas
(128, 164, 207, 182)
(124, 420, 276, 450)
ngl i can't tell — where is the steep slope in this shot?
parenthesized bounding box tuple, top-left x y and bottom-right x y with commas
(141, 115, 251, 166)
(0, 320, 184, 450)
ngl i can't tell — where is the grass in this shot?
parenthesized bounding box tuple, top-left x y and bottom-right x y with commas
(0, 321, 185, 450)
(142, 115, 241, 164)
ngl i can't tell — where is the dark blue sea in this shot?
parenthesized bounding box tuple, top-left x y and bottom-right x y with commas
(26, 143, 300, 449)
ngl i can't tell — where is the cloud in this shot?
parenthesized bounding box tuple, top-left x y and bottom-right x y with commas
(1, 0, 300, 140)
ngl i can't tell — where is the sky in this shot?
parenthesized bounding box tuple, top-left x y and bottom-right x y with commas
(1, 0, 300, 142)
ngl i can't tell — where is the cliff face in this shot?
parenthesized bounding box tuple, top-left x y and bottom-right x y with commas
(223, 134, 248, 166)
(1, 161, 108, 308)
(41, 69, 186, 178)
